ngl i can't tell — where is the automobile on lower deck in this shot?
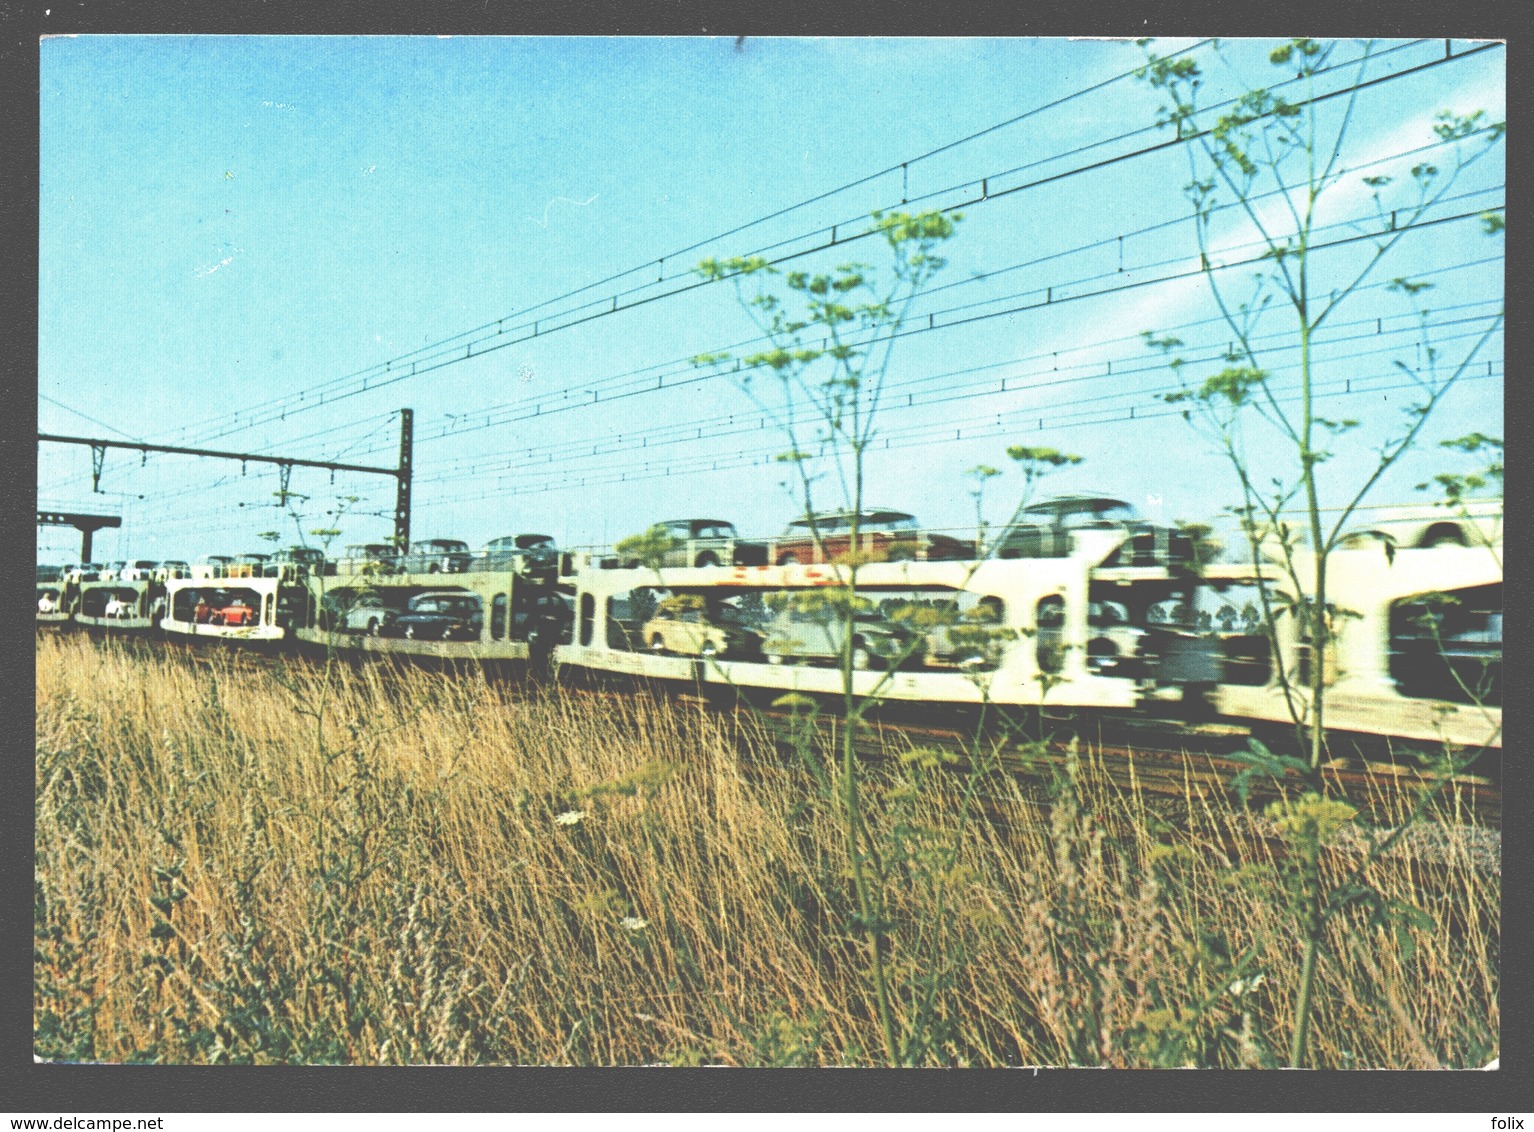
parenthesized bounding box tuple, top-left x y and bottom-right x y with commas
(771, 509, 972, 565)
(192, 590, 257, 626)
(640, 594, 757, 657)
(339, 591, 395, 635)
(403, 539, 472, 574)
(383, 591, 483, 640)
(760, 604, 922, 669)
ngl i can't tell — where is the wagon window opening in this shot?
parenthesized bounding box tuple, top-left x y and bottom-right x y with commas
(579, 593, 595, 646)
(492, 593, 507, 640)
(1036, 595, 1067, 674)
(1390, 583, 1501, 706)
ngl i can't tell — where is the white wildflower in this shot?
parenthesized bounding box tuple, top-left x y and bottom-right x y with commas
(1228, 973, 1266, 997)
(620, 916, 648, 932)
(554, 810, 587, 826)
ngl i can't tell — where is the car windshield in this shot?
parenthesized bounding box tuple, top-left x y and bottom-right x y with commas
(516, 535, 554, 549)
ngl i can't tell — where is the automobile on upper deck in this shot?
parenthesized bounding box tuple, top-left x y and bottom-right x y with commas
(335, 543, 400, 576)
(155, 560, 191, 582)
(473, 533, 559, 574)
(771, 509, 971, 566)
(264, 546, 326, 578)
(647, 519, 768, 568)
(403, 539, 472, 575)
(1339, 501, 1502, 553)
(192, 554, 234, 579)
(117, 560, 161, 581)
(383, 591, 483, 640)
(993, 495, 1193, 567)
(101, 561, 129, 581)
(227, 553, 270, 579)
(68, 563, 104, 584)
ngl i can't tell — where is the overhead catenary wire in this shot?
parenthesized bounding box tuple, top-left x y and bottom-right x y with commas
(414, 366, 1502, 510)
(165, 39, 1493, 446)
(410, 328, 1505, 491)
(154, 38, 1227, 446)
(408, 304, 1505, 481)
(378, 202, 1504, 459)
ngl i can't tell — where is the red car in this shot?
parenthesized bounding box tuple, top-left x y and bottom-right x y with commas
(771, 509, 973, 565)
(213, 600, 257, 626)
(193, 592, 257, 626)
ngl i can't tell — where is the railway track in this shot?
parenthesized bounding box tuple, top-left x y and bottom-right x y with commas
(47, 626, 1502, 830)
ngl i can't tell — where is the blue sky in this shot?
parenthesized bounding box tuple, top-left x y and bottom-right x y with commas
(38, 36, 1504, 563)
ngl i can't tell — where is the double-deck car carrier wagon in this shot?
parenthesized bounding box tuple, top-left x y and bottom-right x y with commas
(1216, 537, 1502, 751)
(291, 565, 562, 662)
(552, 528, 1258, 711)
(74, 577, 165, 631)
(161, 574, 290, 642)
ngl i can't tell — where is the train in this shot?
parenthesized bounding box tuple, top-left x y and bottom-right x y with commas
(36, 499, 1503, 753)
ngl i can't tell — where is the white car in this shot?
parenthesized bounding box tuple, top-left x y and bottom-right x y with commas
(118, 560, 161, 581)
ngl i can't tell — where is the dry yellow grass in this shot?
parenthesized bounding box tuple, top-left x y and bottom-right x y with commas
(34, 632, 1498, 1066)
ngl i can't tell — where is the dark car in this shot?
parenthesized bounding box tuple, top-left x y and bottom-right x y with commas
(384, 591, 483, 641)
(403, 539, 472, 574)
(473, 533, 560, 574)
(994, 495, 1192, 566)
(771, 509, 972, 566)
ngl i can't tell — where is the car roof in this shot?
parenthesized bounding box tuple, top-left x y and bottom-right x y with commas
(789, 508, 914, 524)
(1021, 494, 1133, 513)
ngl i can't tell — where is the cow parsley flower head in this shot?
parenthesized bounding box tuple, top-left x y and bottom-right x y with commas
(620, 916, 648, 932)
(554, 810, 587, 826)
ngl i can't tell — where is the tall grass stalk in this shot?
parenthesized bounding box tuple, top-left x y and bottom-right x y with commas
(35, 634, 1497, 1066)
